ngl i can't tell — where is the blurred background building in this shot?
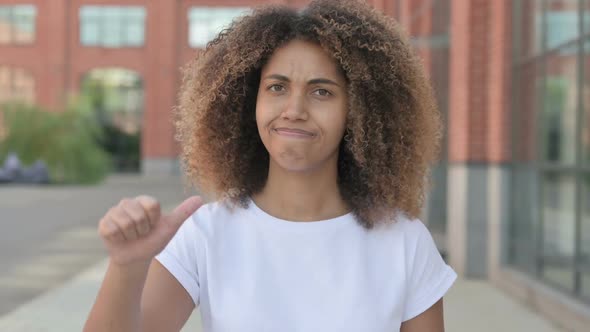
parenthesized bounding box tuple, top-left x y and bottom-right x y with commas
(0, 0, 588, 330)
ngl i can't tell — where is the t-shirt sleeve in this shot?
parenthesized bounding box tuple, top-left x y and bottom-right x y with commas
(155, 214, 203, 306)
(402, 220, 457, 322)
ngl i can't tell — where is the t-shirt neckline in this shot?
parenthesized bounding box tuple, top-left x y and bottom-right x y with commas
(246, 197, 356, 232)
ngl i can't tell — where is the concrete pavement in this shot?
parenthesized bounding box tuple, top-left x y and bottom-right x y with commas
(0, 258, 565, 332)
(0, 174, 192, 316)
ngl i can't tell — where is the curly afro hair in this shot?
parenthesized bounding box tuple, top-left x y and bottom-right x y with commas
(176, 0, 442, 230)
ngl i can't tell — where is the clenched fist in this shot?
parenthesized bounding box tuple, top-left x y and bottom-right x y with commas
(98, 195, 203, 267)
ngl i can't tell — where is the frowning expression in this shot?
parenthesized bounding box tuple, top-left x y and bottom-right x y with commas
(256, 39, 348, 172)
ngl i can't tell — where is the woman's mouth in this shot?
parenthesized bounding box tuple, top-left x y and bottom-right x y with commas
(273, 128, 316, 138)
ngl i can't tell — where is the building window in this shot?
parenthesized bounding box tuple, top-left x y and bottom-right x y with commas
(80, 6, 146, 48)
(511, 0, 590, 303)
(188, 7, 249, 48)
(0, 5, 37, 45)
(0, 66, 35, 103)
(410, 0, 451, 237)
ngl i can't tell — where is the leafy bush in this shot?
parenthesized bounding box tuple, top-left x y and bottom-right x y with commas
(97, 123, 141, 172)
(81, 76, 142, 173)
(0, 100, 111, 184)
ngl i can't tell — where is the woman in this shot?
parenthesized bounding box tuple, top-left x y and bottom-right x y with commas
(84, 0, 456, 331)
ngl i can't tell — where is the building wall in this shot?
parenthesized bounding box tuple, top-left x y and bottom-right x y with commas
(396, 0, 590, 331)
(0, 0, 394, 174)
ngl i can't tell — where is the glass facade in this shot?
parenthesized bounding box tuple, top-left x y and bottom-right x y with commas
(404, 0, 451, 237)
(188, 7, 249, 48)
(0, 5, 37, 44)
(511, 0, 590, 302)
(79, 6, 146, 48)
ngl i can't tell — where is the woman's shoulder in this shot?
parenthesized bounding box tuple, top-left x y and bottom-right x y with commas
(377, 209, 433, 244)
(187, 198, 247, 235)
(389, 211, 441, 259)
(192, 199, 227, 218)
(379, 209, 423, 230)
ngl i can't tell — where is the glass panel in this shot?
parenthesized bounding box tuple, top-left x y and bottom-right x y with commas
(543, 46, 578, 165)
(424, 0, 450, 237)
(80, 6, 103, 46)
(583, 38, 590, 164)
(542, 173, 576, 290)
(0, 67, 33, 103)
(546, 0, 579, 49)
(80, 6, 101, 19)
(12, 5, 36, 44)
(0, 7, 11, 21)
(126, 7, 146, 21)
(13, 68, 34, 102)
(582, 173, 590, 270)
(79, 6, 145, 47)
(426, 164, 447, 234)
(126, 22, 144, 47)
(189, 21, 211, 48)
(0, 7, 12, 44)
(515, 60, 542, 162)
(125, 7, 145, 46)
(582, 272, 590, 299)
(509, 166, 540, 273)
(188, 7, 249, 48)
(212, 17, 229, 38)
(81, 21, 100, 45)
(102, 7, 120, 21)
(103, 13, 122, 47)
(517, 0, 544, 58)
(189, 7, 210, 21)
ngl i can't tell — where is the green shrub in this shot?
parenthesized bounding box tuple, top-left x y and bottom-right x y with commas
(97, 123, 141, 172)
(0, 100, 111, 184)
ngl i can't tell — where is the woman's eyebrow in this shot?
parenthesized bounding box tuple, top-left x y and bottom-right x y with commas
(263, 74, 341, 87)
(308, 78, 341, 87)
(263, 74, 290, 82)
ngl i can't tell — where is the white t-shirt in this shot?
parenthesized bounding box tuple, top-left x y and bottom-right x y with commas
(156, 198, 456, 332)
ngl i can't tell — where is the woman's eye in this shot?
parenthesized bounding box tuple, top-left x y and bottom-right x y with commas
(268, 84, 285, 92)
(314, 89, 332, 97)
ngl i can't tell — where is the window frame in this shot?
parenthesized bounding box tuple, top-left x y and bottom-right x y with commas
(0, 4, 37, 45)
(187, 6, 250, 49)
(510, 0, 590, 303)
(79, 5, 146, 48)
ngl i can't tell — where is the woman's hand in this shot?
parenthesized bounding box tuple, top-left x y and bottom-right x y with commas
(98, 195, 203, 267)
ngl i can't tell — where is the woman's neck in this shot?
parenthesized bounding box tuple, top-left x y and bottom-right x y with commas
(252, 159, 350, 222)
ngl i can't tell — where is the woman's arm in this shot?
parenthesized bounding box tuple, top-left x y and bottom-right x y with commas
(140, 260, 196, 331)
(83, 195, 202, 332)
(83, 259, 194, 332)
(83, 261, 149, 332)
(400, 298, 445, 332)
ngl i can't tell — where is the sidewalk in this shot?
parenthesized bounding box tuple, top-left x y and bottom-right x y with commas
(0, 259, 564, 332)
(0, 174, 192, 316)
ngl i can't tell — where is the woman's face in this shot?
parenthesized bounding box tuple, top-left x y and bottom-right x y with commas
(256, 39, 348, 173)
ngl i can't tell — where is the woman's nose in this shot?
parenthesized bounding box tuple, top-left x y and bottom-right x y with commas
(280, 94, 308, 121)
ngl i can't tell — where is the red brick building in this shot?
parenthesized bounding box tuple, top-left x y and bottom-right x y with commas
(0, 0, 393, 174)
(1, 0, 589, 330)
(400, 3, 589, 331)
